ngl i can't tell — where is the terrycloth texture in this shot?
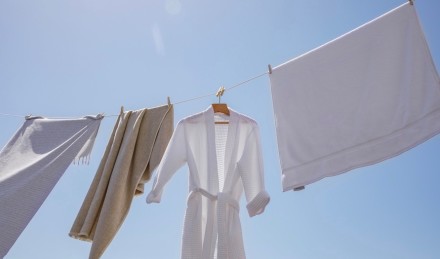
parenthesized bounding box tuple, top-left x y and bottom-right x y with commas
(147, 106, 270, 259)
(69, 104, 174, 259)
(0, 115, 103, 258)
(269, 2, 440, 191)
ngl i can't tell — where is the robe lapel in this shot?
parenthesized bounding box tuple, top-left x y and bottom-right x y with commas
(202, 107, 219, 258)
(204, 106, 219, 192)
(223, 110, 238, 192)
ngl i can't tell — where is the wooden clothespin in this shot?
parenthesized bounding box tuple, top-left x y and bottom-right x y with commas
(212, 86, 230, 118)
(268, 64, 273, 74)
(215, 86, 225, 103)
(167, 96, 171, 106)
(120, 106, 124, 115)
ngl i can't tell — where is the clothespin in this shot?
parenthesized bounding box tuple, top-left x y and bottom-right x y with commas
(268, 64, 273, 74)
(120, 106, 124, 115)
(216, 86, 225, 103)
(167, 96, 171, 106)
(409, 0, 413, 5)
(25, 114, 44, 120)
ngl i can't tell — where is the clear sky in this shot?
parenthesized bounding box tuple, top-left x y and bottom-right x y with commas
(1, 0, 439, 258)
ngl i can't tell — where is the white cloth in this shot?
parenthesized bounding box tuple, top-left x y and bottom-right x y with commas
(0, 115, 103, 258)
(147, 106, 270, 259)
(269, 2, 440, 191)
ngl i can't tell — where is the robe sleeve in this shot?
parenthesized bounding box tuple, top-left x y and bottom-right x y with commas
(238, 125, 270, 217)
(146, 120, 187, 203)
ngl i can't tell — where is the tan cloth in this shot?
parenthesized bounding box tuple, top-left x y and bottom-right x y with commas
(69, 104, 173, 259)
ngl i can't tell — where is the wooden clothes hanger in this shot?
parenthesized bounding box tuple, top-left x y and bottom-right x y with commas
(212, 86, 230, 124)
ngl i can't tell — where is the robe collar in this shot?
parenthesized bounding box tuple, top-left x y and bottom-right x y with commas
(203, 105, 239, 193)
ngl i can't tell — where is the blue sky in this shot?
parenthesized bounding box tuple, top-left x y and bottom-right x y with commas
(1, 0, 439, 258)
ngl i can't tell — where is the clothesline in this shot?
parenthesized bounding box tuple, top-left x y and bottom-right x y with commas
(0, 113, 23, 118)
(172, 70, 269, 105)
(0, 70, 269, 120)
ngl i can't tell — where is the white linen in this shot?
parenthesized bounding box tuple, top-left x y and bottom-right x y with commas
(269, 3, 440, 191)
(147, 106, 270, 259)
(0, 115, 102, 258)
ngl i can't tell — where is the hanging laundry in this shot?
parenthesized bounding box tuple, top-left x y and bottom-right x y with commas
(69, 104, 173, 259)
(147, 106, 270, 259)
(269, 2, 440, 191)
(0, 115, 103, 258)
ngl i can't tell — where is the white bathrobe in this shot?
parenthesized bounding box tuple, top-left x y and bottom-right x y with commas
(147, 106, 270, 259)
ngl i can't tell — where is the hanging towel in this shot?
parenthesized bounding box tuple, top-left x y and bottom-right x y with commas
(269, 2, 440, 191)
(0, 115, 103, 258)
(147, 106, 269, 259)
(69, 104, 174, 259)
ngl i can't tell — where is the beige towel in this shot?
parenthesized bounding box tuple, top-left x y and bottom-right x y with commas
(69, 104, 174, 259)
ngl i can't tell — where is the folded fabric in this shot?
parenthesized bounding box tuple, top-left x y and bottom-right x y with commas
(69, 104, 173, 259)
(0, 115, 103, 258)
(269, 2, 440, 191)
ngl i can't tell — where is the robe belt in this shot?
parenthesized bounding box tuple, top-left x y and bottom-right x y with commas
(190, 188, 239, 258)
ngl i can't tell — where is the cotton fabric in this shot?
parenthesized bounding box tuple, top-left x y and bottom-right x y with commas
(0, 115, 103, 258)
(147, 106, 270, 259)
(69, 104, 173, 259)
(269, 3, 440, 191)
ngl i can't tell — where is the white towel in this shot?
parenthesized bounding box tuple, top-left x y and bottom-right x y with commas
(0, 115, 103, 258)
(269, 3, 440, 191)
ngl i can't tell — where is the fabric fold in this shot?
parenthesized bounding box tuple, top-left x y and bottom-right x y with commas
(0, 115, 103, 258)
(269, 2, 440, 191)
(246, 190, 270, 217)
(69, 104, 173, 259)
